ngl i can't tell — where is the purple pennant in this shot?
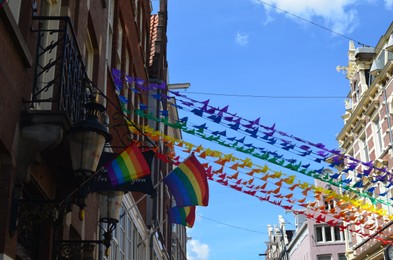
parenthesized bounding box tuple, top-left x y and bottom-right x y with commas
(300, 145, 310, 150)
(263, 131, 275, 137)
(261, 134, 270, 140)
(251, 117, 260, 125)
(179, 117, 188, 123)
(344, 162, 358, 171)
(229, 123, 240, 130)
(135, 78, 144, 86)
(152, 93, 161, 100)
(314, 143, 326, 149)
(242, 123, 255, 129)
(207, 114, 222, 123)
(130, 88, 140, 93)
(201, 99, 210, 105)
(113, 77, 123, 86)
(282, 144, 295, 151)
(367, 186, 376, 193)
(169, 103, 182, 109)
(236, 136, 245, 143)
(224, 116, 234, 122)
(329, 149, 342, 155)
(125, 75, 134, 84)
(362, 161, 374, 167)
(232, 117, 241, 124)
(118, 95, 128, 104)
(180, 100, 194, 107)
(191, 108, 203, 117)
(280, 139, 291, 144)
(245, 127, 258, 138)
(148, 83, 158, 89)
(140, 103, 148, 110)
(219, 130, 227, 136)
(111, 68, 121, 78)
(267, 138, 277, 145)
(227, 136, 236, 141)
(161, 93, 171, 100)
(277, 130, 290, 137)
(194, 123, 207, 133)
(353, 180, 363, 188)
(362, 167, 372, 176)
(265, 123, 275, 131)
(298, 150, 312, 157)
(211, 130, 221, 136)
(157, 82, 166, 89)
(317, 151, 330, 158)
(206, 108, 216, 114)
(169, 91, 181, 96)
(159, 110, 168, 117)
(302, 163, 310, 169)
(220, 105, 229, 113)
(315, 167, 325, 174)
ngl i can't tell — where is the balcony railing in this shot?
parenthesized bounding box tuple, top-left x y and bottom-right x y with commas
(31, 16, 91, 124)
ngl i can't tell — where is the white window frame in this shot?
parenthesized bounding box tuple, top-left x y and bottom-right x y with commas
(372, 117, 384, 156)
(315, 224, 345, 243)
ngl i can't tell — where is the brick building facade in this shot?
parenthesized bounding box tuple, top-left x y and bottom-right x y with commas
(0, 0, 184, 259)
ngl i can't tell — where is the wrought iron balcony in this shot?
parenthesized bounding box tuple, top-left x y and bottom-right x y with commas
(31, 16, 91, 124)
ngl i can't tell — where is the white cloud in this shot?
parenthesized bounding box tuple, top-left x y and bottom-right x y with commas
(235, 32, 249, 46)
(187, 239, 210, 260)
(385, 0, 393, 9)
(253, 0, 360, 34)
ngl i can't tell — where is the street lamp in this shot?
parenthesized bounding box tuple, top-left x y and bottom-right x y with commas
(68, 100, 111, 176)
(57, 101, 123, 258)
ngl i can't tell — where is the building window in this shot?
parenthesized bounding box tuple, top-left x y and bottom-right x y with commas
(373, 117, 383, 156)
(360, 135, 370, 162)
(338, 254, 347, 260)
(324, 196, 335, 210)
(352, 80, 359, 104)
(317, 255, 332, 260)
(315, 225, 344, 243)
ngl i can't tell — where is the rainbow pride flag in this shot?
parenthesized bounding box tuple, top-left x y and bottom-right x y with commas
(168, 206, 196, 228)
(105, 143, 151, 186)
(163, 154, 209, 206)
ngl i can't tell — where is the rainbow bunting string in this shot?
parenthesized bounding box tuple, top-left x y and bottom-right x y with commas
(164, 153, 209, 207)
(105, 143, 151, 186)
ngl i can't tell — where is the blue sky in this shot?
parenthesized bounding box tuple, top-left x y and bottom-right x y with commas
(159, 1, 393, 259)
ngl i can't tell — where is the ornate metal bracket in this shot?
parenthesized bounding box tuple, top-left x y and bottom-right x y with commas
(56, 222, 116, 258)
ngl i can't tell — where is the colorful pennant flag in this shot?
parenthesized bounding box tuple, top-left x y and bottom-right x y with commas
(168, 206, 196, 228)
(163, 153, 209, 206)
(104, 143, 151, 186)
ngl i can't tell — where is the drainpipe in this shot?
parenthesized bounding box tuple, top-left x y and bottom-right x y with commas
(383, 82, 393, 215)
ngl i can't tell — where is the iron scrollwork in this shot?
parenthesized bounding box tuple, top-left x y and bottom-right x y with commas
(31, 16, 91, 124)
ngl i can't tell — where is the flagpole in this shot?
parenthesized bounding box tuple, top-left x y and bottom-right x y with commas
(119, 177, 166, 219)
(137, 218, 168, 247)
(58, 168, 105, 207)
